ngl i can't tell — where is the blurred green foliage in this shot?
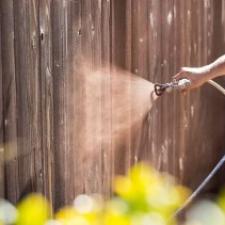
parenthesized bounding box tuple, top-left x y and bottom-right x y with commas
(1, 163, 225, 225)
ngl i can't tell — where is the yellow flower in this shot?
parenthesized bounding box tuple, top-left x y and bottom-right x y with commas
(104, 212, 130, 225)
(218, 189, 225, 212)
(114, 163, 190, 217)
(104, 199, 130, 225)
(16, 194, 50, 225)
(131, 213, 166, 225)
(55, 206, 101, 225)
(56, 207, 88, 225)
(114, 164, 162, 201)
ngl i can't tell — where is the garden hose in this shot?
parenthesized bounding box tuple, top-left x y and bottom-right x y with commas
(207, 79, 225, 96)
(174, 155, 225, 217)
(174, 79, 225, 217)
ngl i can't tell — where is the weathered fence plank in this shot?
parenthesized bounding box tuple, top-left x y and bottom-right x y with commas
(38, 0, 54, 204)
(51, 0, 67, 208)
(0, 9, 4, 198)
(1, 0, 19, 203)
(13, 0, 37, 199)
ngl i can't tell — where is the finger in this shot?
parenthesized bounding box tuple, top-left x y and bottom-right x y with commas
(173, 71, 185, 79)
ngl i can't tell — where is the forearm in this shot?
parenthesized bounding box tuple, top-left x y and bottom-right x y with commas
(206, 55, 225, 79)
(183, 55, 225, 80)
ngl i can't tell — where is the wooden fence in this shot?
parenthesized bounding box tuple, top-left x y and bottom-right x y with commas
(1, 0, 225, 208)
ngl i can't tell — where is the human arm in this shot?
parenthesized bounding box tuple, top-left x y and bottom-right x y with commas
(174, 54, 225, 90)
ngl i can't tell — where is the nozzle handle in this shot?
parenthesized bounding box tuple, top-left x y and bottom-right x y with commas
(174, 79, 191, 90)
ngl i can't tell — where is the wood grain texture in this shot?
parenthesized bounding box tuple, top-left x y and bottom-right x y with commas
(13, 0, 35, 199)
(0, 0, 19, 203)
(0, 0, 225, 208)
(0, 9, 4, 198)
(39, 0, 53, 204)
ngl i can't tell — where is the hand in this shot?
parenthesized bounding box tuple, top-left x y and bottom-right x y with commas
(173, 67, 210, 91)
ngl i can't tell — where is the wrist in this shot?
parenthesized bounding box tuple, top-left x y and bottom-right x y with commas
(204, 67, 215, 80)
(208, 67, 225, 79)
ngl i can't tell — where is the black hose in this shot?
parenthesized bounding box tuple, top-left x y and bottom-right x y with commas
(174, 154, 225, 217)
(174, 80, 225, 217)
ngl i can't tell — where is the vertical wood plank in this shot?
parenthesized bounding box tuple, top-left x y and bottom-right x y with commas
(130, 0, 149, 164)
(28, 0, 43, 195)
(83, 0, 102, 194)
(63, 0, 79, 204)
(147, 0, 163, 170)
(51, 0, 67, 208)
(39, 0, 54, 204)
(101, 0, 112, 197)
(0, 10, 4, 198)
(1, 0, 19, 203)
(111, 0, 128, 176)
(13, 0, 30, 199)
(161, 0, 174, 173)
(70, 0, 83, 199)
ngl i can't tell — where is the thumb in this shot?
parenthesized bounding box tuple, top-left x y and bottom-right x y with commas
(173, 71, 185, 80)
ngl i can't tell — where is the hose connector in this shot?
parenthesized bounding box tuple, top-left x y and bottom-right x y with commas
(154, 79, 191, 96)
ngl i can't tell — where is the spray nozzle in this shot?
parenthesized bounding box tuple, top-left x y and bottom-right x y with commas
(154, 79, 191, 96)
